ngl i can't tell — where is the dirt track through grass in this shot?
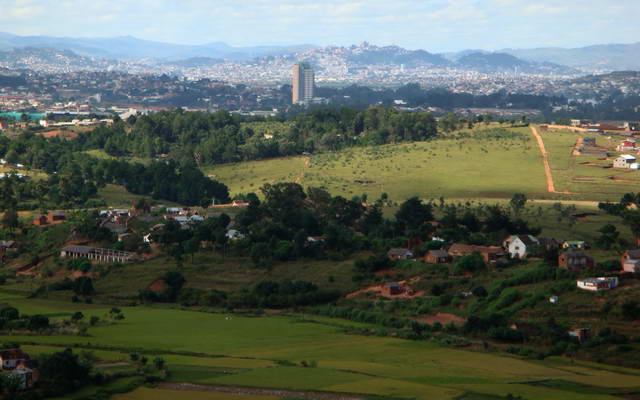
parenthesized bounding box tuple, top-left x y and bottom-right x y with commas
(530, 125, 574, 195)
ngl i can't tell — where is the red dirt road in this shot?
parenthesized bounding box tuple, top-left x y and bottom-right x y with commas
(529, 126, 573, 194)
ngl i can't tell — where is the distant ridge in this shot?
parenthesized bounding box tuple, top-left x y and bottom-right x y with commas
(0, 31, 638, 72)
(501, 42, 640, 71)
(0, 32, 316, 61)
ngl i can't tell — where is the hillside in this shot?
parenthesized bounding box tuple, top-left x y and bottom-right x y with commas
(203, 126, 639, 202)
(503, 42, 640, 71)
(456, 52, 576, 74)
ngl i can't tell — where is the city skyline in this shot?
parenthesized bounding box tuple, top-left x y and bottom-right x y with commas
(2, 0, 639, 53)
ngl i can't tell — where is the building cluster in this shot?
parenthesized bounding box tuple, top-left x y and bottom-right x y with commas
(0, 348, 39, 390)
(384, 233, 639, 297)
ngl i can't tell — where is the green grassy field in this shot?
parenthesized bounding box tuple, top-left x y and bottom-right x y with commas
(541, 129, 640, 201)
(203, 127, 552, 201)
(2, 293, 640, 400)
(202, 126, 640, 203)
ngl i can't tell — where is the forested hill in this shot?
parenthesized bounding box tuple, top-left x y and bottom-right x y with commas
(78, 107, 439, 165)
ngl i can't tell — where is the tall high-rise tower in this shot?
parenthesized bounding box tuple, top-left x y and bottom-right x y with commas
(292, 63, 314, 105)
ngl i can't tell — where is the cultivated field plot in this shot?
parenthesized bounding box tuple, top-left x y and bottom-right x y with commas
(204, 128, 551, 201)
(541, 129, 640, 201)
(3, 295, 640, 400)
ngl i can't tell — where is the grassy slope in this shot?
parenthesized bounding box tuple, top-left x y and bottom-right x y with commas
(204, 127, 551, 201)
(2, 295, 639, 400)
(204, 126, 640, 203)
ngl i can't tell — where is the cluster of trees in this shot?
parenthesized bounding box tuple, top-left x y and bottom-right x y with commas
(0, 132, 230, 207)
(66, 107, 438, 166)
(598, 192, 640, 244)
(0, 305, 50, 332)
(140, 272, 339, 309)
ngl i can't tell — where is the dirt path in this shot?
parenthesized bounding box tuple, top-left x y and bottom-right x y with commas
(158, 382, 365, 400)
(530, 126, 573, 194)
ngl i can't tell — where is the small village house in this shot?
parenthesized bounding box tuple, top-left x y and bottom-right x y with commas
(387, 248, 414, 261)
(32, 215, 48, 226)
(613, 154, 637, 169)
(383, 282, 404, 296)
(538, 237, 560, 250)
(502, 235, 539, 259)
(9, 363, 40, 389)
(568, 328, 591, 343)
(577, 277, 619, 292)
(621, 249, 640, 267)
(0, 348, 30, 369)
(562, 240, 588, 250)
(448, 243, 505, 264)
(623, 260, 640, 273)
(617, 139, 638, 152)
(559, 251, 594, 272)
(425, 249, 450, 264)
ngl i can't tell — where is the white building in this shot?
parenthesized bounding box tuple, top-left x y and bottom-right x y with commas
(577, 277, 619, 292)
(613, 155, 637, 169)
(503, 235, 539, 259)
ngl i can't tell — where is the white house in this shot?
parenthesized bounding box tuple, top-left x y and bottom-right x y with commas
(503, 235, 539, 258)
(226, 229, 246, 240)
(577, 277, 619, 292)
(613, 154, 637, 169)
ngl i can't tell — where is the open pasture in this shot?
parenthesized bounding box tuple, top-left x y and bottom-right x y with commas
(2, 296, 639, 400)
(203, 127, 552, 201)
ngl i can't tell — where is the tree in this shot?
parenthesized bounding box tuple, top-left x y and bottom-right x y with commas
(73, 277, 95, 296)
(184, 236, 200, 263)
(510, 193, 527, 216)
(0, 306, 19, 320)
(595, 224, 621, 250)
(621, 300, 640, 320)
(1, 209, 19, 232)
(154, 357, 165, 370)
(0, 373, 22, 399)
(28, 314, 49, 330)
(453, 252, 485, 275)
(395, 197, 433, 234)
(71, 312, 84, 323)
(39, 349, 91, 393)
(622, 210, 640, 246)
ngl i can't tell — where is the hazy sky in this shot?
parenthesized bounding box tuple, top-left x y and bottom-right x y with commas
(2, 0, 639, 51)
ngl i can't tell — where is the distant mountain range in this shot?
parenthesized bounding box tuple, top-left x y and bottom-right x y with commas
(287, 44, 576, 75)
(501, 43, 640, 71)
(0, 32, 639, 72)
(0, 32, 316, 61)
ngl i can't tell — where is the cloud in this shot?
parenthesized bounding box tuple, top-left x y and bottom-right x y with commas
(0, 0, 637, 51)
(522, 3, 568, 16)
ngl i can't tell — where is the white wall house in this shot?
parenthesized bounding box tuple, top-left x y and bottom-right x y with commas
(503, 235, 539, 258)
(613, 155, 637, 169)
(577, 277, 619, 292)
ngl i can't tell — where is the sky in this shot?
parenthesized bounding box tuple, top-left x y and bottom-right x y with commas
(1, 0, 639, 52)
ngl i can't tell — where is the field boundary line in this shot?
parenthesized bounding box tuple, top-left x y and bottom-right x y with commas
(159, 382, 366, 400)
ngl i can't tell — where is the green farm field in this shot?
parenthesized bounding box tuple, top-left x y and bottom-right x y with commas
(203, 126, 639, 203)
(2, 293, 640, 400)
